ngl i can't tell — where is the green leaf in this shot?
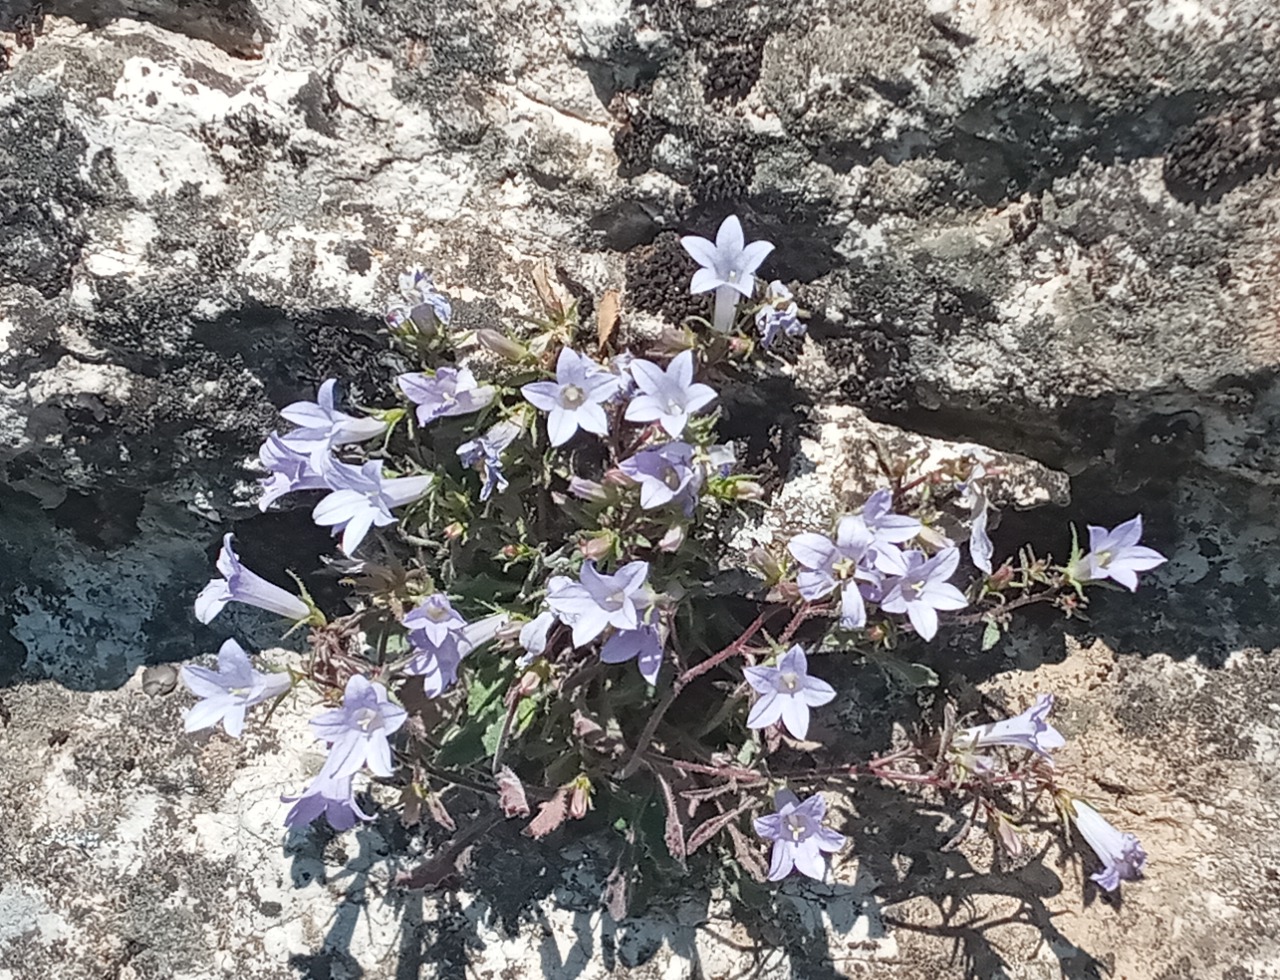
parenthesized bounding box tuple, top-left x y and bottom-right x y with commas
(981, 618, 1001, 651)
(890, 660, 938, 688)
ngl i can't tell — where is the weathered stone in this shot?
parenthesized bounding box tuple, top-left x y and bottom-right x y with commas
(3, 0, 1280, 975)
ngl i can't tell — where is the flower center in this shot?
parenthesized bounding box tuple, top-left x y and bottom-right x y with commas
(231, 685, 251, 698)
(786, 814, 808, 841)
(1095, 549, 1113, 568)
(561, 385, 586, 409)
(832, 557, 856, 580)
(354, 706, 381, 732)
(603, 588, 628, 612)
(664, 397, 683, 416)
(426, 604, 450, 622)
(661, 464, 682, 491)
(779, 671, 799, 693)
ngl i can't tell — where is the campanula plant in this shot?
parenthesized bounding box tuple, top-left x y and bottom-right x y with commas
(180, 217, 1167, 915)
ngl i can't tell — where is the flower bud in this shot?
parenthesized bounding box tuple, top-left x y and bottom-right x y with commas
(657, 524, 686, 553)
(602, 468, 633, 488)
(568, 477, 607, 501)
(987, 564, 1014, 588)
(916, 525, 953, 550)
(476, 329, 529, 362)
(729, 479, 765, 501)
(747, 547, 783, 584)
(500, 544, 521, 560)
(443, 521, 465, 541)
(866, 623, 887, 643)
(569, 776, 593, 820)
(727, 336, 752, 357)
(993, 810, 1024, 860)
(579, 532, 614, 562)
(515, 669, 542, 698)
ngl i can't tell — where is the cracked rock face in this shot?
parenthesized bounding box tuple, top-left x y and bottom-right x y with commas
(2, 0, 1280, 976)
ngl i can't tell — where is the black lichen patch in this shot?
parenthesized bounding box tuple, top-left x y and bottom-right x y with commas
(1164, 98, 1280, 204)
(589, 199, 663, 252)
(701, 39, 764, 105)
(42, 0, 269, 59)
(613, 100, 669, 180)
(625, 231, 708, 327)
(716, 372, 809, 497)
(0, 92, 97, 297)
(199, 105, 296, 177)
(352, 0, 504, 99)
(52, 484, 143, 549)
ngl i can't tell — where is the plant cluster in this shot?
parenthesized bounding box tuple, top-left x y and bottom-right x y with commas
(185, 216, 1164, 909)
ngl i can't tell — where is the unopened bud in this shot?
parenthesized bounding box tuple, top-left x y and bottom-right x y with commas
(747, 547, 783, 584)
(992, 811, 1024, 860)
(867, 623, 887, 643)
(916, 525, 953, 550)
(568, 477, 607, 501)
(987, 564, 1014, 588)
(443, 521, 465, 541)
(476, 329, 529, 362)
(515, 669, 541, 697)
(602, 468, 633, 488)
(580, 533, 614, 561)
(727, 336, 752, 357)
(657, 524, 686, 552)
(569, 777, 593, 820)
(500, 544, 521, 560)
(729, 479, 765, 501)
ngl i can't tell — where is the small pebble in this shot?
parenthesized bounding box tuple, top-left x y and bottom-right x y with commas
(141, 664, 179, 697)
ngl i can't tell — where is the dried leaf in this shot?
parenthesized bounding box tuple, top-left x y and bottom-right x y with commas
(686, 800, 755, 854)
(726, 822, 769, 883)
(596, 288, 621, 352)
(395, 851, 464, 891)
(524, 786, 571, 839)
(425, 790, 457, 832)
(572, 709, 605, 740)
(653, 770, 686, 865)
(400, 785, 423, 829)
(496, 765, 531, 818)
(532, 262, 567, 319)
(601, 860, 630, 922)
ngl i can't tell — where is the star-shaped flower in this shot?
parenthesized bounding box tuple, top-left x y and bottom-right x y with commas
(194, 533, 312, 624)
(1070, 515, 1166, 591)
(398, 366, 495, 427)
(624, 350, 717, 438)
(955, 693, 1066, 769)
(680, 215, 775, 332)
(753, 789, 846, 881)
(522, 348, 619, 447)
(546, 560, 652, 647)
(282, 768, 374, 832)
(311, 456, 432, 556)
(279, 379, 387, 450)
(180, 639, 292, 738)
(257, 433, 329, 511)
(309, 675, 408, 779)
(600, 624, 665, 685)
(618, 441, 702, 514)
(878, 548, 968, 641)
(743, 645, 836, 740)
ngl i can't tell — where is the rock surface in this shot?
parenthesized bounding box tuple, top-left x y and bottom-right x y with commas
(2, 0, 1280, 976)
(3, 639, 1279, 979)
